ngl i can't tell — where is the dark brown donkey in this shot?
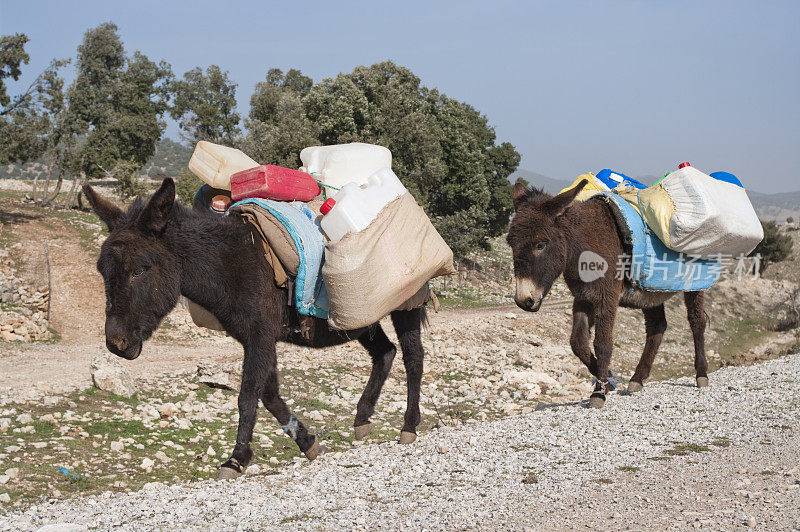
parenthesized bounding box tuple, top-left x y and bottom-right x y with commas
(506, 180, 708, 408)
(83, 178, 426, 479)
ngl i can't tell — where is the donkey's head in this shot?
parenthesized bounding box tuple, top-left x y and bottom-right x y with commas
(506, 180, 587, 312)
(83, 179, 181, 359)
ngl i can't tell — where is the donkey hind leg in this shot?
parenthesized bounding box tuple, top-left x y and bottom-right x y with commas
(685, 291, 709, 387)
(390, 307, 426, 444)
(628, 305, 667, 393)
(589, 297, 618, 409)
(353, 325, 397, 440)
(217, 334, 275, 479)
(570, 300, 599, 377)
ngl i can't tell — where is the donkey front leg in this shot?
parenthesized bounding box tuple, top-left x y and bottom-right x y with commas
(570, 300, 599, 377)
(628, 304, 667, 393)
(684, 291, 709, 388)
(353, 325, 397, 440)
(589, 298, 618, 409)
(391, 308, 425, 444)
(217, 334, 271, 480)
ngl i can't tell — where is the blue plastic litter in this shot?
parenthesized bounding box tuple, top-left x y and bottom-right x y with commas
(595, 169, 647, 190)
(58, 467, 82, 479)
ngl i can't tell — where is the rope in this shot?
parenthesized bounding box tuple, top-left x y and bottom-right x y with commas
(310, 172, 340, 200)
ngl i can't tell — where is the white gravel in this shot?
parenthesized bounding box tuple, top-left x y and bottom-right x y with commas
(3, 354, 800, 531)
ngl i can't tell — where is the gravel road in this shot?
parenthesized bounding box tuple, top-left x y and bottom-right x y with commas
(3, 354, 799, 531)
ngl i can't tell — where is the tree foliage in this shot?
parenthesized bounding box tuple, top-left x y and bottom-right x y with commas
(1, 23, 173, 200)
(245, 61, 520, 255)
(751, 220, 793, 273)
(242, 68, 318, 168)
(170, 65, 240, 146)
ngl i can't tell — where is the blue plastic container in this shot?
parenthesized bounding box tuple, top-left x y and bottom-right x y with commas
(595, 169, 647, 190)
(709, 171, 743, 188)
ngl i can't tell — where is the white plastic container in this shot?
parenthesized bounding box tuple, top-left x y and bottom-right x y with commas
(188, 141, 259, 191)
(638, 162, 764, 257)
(299, 143, 392, 190)
(318, 168, 407, 243)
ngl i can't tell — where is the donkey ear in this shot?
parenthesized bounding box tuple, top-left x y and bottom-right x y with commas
(512, 181, 531, 211)
(138, 178, 176, 234)
(83, 184, 125, 231)
(543, 179, 588, 217)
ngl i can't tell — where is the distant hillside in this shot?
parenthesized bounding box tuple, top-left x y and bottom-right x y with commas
(510, 169, 573, 195)
(748, 191, 800, 223)
(0, 138, 193, 181)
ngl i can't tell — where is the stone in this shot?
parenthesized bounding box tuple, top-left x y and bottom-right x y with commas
(436, 445, 450, 454)
(0, 493, 9, 503)
(197, 362, 242, 391)
(157, 403, 178, 419)
(155, 451, 172, 463)
(110, 441, 125, 452)
(15, 413, 32, 424)
(90, 353, 137, 398)
(5, 467, 19, 479)
(140, 458, 155, 470)
(0, 475, 8, 485)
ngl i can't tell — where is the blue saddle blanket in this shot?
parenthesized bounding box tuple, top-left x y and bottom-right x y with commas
(230, 198, 330, 318)
(593, 192, 721, 292)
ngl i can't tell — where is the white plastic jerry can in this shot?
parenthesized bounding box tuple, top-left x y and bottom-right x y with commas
(188, 141, 259, 191)
(299, 143, 392, 190)
(318, 167, 407, 243)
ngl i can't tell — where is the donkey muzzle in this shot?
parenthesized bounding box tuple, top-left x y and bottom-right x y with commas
(514, 278, 544, 312)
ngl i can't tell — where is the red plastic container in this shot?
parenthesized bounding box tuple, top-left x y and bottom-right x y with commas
(230, 165, 321, 203)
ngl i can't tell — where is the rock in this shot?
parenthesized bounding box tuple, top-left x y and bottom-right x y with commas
(0, 419, 9, 432)
(197, 362, 241, 391)
(154, 451, 172, 463)
(16, 412, 32, 424)
(140, 457, 155, 470)
(90, 353, 136, 397)
(0, 475, 8, 485)
(436, 445, 450, 454)
(5, 467, 19, 479)
(245, 464, 260, 476)
(504, 313, 517, 319)
(0, 493, 9, 503)
(157, 403, 178, 419)
(110, 441, 125, 452)
(206, 446, 216, 457)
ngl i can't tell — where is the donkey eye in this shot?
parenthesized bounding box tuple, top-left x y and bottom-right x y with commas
(132, 268, 146, 278)
(535, 241, 547, 251)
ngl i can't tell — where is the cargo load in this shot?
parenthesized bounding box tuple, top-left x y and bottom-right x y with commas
(319, 167, 407, 243)
(299, 143, 392, 189)
(637, 163, 763, 258)
(188, 141, 259, 190)
(322, 192, 455, 330)
(230, 165, 321, 203)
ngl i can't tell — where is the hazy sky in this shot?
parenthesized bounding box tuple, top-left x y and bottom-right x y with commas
(2, 0, 799, 192)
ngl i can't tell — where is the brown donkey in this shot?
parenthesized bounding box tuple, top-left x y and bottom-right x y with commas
(506, 180, 709, 408)
(83, 179, 427, 479)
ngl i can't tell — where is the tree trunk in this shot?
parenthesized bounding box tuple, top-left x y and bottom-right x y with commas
(43, 170, 64, 205)
(40, 157, 57, 205)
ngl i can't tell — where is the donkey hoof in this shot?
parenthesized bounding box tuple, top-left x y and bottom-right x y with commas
(696, 376, 709, 388)
(353, 423, 373, 440)
(588, 393, 606, 409)
(398, 431, 417, 445)
(303, 439, 327, 461)
(627, 381, 644, 394)
(216, 466, 242, 480)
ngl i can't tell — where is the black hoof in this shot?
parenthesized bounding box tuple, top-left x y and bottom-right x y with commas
(588, 393, 606, 409)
